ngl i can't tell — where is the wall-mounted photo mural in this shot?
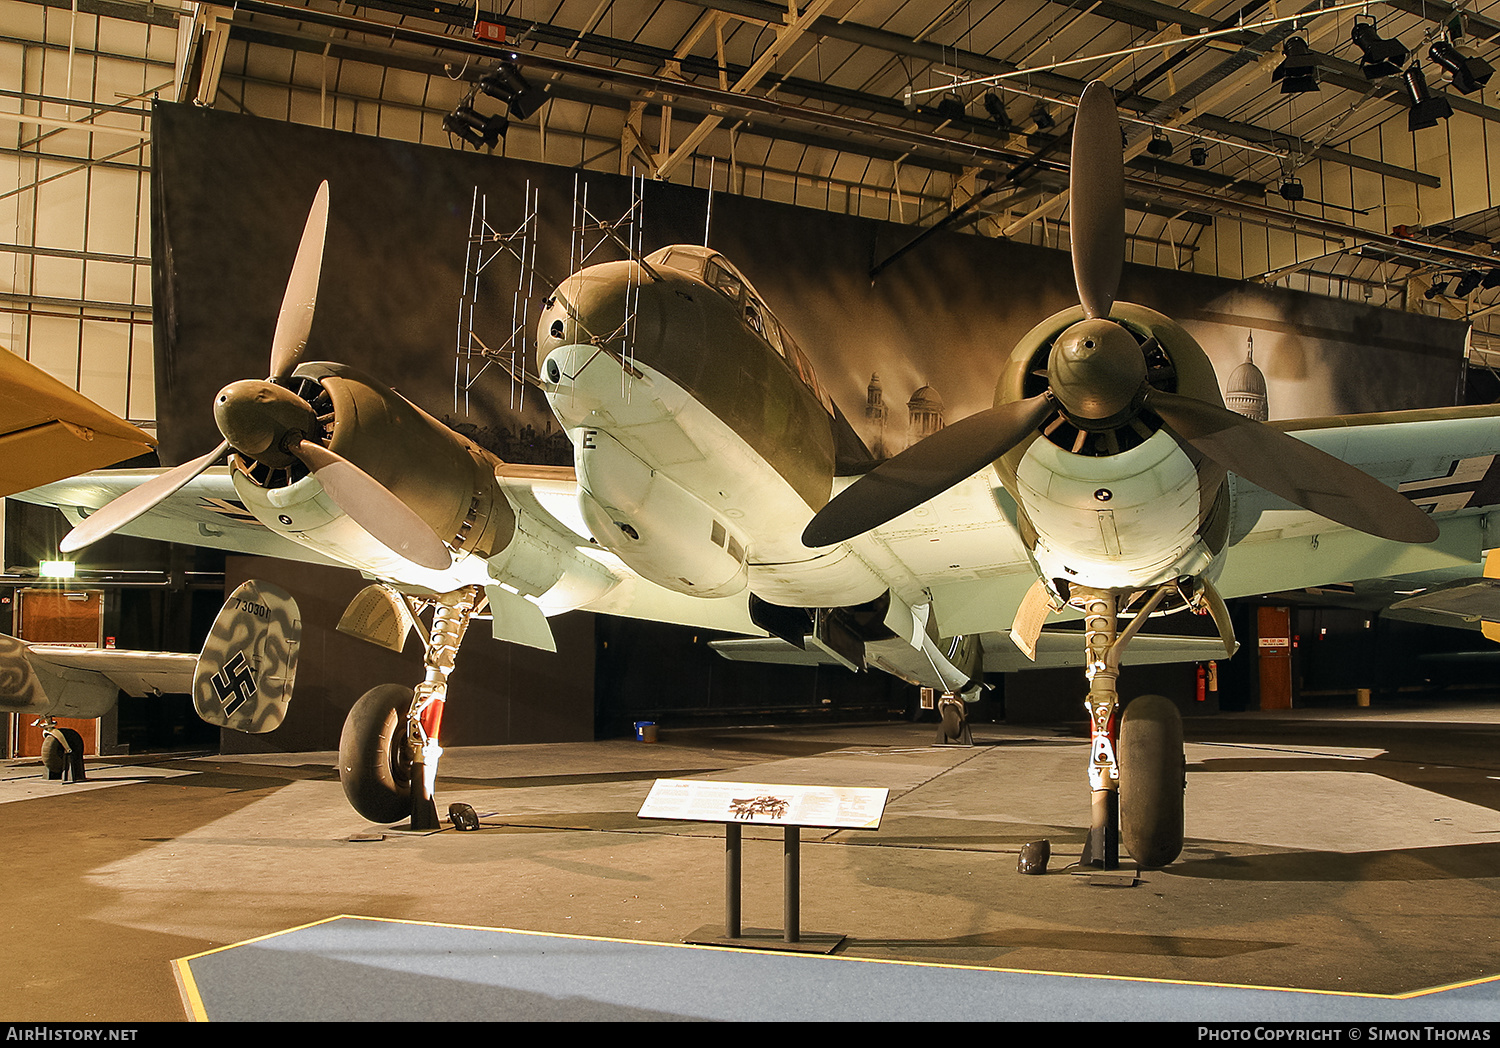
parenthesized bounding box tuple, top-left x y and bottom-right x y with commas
(151, 104, 1467, 467)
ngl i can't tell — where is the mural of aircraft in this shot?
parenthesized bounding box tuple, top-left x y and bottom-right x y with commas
(22, 83, 1500, 868)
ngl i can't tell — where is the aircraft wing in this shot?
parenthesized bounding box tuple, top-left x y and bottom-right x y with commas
(850, 472, 1041, 639)
(13, 467, 349, 567)
(22, 645, 198, 697)
(18, 463, 759, 636)
(0, 351, 156, 497)
(867, 404, 1500, 641)
(1217, 404, 1500, 601)
(1269, 547, 1500, 637)
(26, 404, 1500, 653)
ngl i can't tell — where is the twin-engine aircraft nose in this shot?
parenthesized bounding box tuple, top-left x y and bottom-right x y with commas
(1047, 318, 1146, 423)
(214, 379, 319, 467)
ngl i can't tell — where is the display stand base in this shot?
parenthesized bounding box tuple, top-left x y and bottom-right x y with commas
(684, 925, 845, 954)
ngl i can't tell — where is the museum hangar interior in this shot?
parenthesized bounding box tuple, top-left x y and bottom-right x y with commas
(8, 0, 1500, 755)
(11, 0, 1500, 1024)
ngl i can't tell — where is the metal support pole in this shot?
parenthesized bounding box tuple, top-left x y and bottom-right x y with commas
(783, 826, 800, 943)
(725, 822, 742, 938)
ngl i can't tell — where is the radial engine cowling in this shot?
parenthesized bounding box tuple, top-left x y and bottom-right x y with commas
(231, 362, 516, 576)
(576, 428, 748, 597)
(997, 301, 1222, 460)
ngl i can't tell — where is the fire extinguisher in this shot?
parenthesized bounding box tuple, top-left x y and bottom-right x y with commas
(1196, 663, 1207, 702)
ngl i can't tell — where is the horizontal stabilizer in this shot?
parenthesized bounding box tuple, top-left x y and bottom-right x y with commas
(1389, 578, 1500, 624)
(0, 635, 197, 719)
(713, 630, 1226, 675)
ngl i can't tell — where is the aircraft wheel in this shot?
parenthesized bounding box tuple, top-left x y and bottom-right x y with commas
(940, 700, 965, 740)
(339, 684, 415, 823)
(40, 727, 85, 781)
(1118, 694, 1185, 867)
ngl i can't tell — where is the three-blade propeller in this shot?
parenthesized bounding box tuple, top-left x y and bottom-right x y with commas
(804, 82, 1437, 549)
(60, 183, 454, 570)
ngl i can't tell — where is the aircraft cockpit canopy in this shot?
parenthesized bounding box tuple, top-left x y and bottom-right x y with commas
(647, 245, 835, 415)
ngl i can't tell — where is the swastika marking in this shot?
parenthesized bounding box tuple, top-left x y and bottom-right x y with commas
(211, 651, 257, 716)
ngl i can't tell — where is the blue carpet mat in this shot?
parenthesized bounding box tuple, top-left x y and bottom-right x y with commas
(175, 916, 1500, 1022)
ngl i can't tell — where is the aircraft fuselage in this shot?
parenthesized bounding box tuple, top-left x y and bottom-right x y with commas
(537, 246, 887, 609)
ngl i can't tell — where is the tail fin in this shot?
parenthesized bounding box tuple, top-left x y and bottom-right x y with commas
(193, 580, 301, 733)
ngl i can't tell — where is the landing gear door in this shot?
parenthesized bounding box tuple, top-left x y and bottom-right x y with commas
(193, 580, 301, 733)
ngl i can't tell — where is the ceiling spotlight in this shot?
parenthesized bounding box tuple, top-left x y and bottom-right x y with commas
(1273, 35, 1321, 93)
(444, 103, 508, 149)
(1190, 144, 1208, 167)
(1278, 177, 1305, 202)
(478, 59, 547, 119)
(1030, 101, 1055, 131)
(1425, 279, 1450, 299)
(1147, 130, 1173, 156)
(935, 94, 967, 122)
(983, 91, 1013, 131)
(1350, 17, 1409, 79)
(1404, 63, 1454, 130)
(1429, 39, 1494, 95)
(1455, 270, 1484, 296)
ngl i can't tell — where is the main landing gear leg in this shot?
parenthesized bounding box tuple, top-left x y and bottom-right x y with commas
(1079, 591, 1121, 870)
(406, 587, 481, 831)
(1076, 586, 1171, 871)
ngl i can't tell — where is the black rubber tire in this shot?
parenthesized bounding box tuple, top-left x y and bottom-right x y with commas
(339, 684, 415, 823)
(939, 701, 965, 741)
(1118, 694, 1186, 868)
(40, 727, 84, 780)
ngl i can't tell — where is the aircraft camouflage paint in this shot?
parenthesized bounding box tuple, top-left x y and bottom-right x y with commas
(25, 83, 1500, 866)
(0, 357, 298, 778)
(0, 580, 300, 780)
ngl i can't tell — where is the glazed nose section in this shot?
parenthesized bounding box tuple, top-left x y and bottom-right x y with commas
(214, 379, 318, 467)
(1047, 318, 1146, 422)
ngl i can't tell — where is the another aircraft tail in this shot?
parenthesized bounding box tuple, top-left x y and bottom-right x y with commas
(193, 580, 301, 733)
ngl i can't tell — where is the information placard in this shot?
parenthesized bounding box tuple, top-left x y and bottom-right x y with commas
(638, 779, 888, 830)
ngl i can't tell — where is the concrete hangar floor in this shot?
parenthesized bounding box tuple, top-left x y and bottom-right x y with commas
(3, 707, 1500, 1023)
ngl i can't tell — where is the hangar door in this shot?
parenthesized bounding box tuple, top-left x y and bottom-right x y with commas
(9, 588, 104, 757)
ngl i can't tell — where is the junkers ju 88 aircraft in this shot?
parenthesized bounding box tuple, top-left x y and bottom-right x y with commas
(26, 81, 1500, 867)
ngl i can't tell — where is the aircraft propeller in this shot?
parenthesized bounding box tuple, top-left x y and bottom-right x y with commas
(804, 82, 1438, 549)
(60, 183, 454, 571)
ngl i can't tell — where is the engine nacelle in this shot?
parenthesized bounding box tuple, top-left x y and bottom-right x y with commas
(231, 362, 518, 584)
(992, 302, 1231, 598)
(576, 428, 748, 597)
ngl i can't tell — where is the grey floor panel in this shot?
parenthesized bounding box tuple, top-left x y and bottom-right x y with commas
(177, 916, 1500, 1022)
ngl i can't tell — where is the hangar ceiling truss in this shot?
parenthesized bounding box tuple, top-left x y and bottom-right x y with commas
(11, 0, 1500, 354)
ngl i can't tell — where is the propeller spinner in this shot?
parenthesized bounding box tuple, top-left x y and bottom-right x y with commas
(60, 183, 454, 570)
(804, 82, 1437, 549)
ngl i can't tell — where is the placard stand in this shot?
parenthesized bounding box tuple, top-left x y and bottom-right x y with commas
(639, 779, 889, 955)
